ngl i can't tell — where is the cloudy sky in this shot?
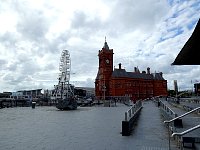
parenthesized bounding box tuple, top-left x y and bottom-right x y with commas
(0, 0, 200, 92)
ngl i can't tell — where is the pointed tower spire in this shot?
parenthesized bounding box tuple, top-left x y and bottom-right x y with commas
(103, 36, 109, 50)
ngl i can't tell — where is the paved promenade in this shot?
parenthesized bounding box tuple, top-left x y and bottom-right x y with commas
(0, 101, 178, 150)
(130, 101, 177, 150)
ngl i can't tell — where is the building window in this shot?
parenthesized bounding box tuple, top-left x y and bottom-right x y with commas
(115, 82, 121, 88)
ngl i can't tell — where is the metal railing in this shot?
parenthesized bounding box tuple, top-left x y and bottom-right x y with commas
(164, 106, 200, 150)
(172, 124, 200, 150)
(164, 106, 200, 124)
(172, 124, 200, 137)
(124, 100, 142, 121)
(159, 99, 177, 120)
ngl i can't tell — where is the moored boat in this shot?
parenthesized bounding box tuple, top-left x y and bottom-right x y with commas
(56, 97, 77, 110)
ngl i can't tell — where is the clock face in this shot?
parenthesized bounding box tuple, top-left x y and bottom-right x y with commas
(106, 59, 109, 64)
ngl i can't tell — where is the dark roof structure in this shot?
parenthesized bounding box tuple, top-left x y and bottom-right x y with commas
(172, 18, 200, 65)
(112, 69, 165, 80)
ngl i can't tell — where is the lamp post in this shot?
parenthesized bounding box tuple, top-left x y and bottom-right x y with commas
(167, 123, 171, 150)
(102, 84, 106, 101)
(103, 74, 106, 101)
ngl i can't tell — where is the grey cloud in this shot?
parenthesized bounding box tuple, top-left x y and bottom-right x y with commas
(2, 72, 40, 91)
(0, 59, 7, 68)
(3, 73, 27, 85)
(6, 53, 42, 77)
(7, 63, 17, 72)
(71, 11, 87, 29)
(0, 32, 16, 43)
(71, 78, 94, 88)
(16, 10, 49, 42)
(0, 32, 19, 51)
(44, 63, 56, 71)
(70, 47, 98, 77)
(20, 60, 41, 75)
(2, 73, 15, 83)
(70, 11, 105, 39)
(109, 0, 169, 33)
(85, 78, 95, 87)
(7, 1, 65, 56)
(71, 11, 103, 29)
(46, 32, 72, 54)
(6, 0, 49, 43)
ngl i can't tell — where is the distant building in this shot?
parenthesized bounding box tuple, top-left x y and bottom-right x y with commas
(194, 83, 200, 95)
(46, 86, 95, 99)
(0, 92, 12, 98)
(13, 89, 43, 98)
(174, 80, 178, 94)
(74, 87, 95, 98)
(95, 40, 168, 101)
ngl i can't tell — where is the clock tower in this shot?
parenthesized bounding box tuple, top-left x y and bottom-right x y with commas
(95, 38, 114, 99)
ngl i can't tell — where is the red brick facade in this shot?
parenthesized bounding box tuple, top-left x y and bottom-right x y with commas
(95, 41, 167, 101)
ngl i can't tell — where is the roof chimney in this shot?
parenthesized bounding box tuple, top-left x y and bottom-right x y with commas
(134, 67, 137, 72)
(160, 72, 163, 77)
(147, 67, 150, 74)
(119, 63, 122, 69)
(142, 71, 146, 74)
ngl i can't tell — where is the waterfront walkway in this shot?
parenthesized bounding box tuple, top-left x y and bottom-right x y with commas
(0, 100, 180, 150)
(130, 100, 177, 150)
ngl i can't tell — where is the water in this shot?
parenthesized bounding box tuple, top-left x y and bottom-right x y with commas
(0, 102, 177, 150)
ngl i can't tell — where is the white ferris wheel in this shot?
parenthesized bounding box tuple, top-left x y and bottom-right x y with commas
(54, 50, 73, 99)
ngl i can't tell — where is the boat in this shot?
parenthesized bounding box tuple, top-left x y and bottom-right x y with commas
(56, 97, 77, 110)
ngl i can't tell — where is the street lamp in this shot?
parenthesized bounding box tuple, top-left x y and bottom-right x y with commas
(103, 85, 106, 100)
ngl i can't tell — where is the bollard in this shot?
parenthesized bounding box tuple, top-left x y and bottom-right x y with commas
(32, 102, 36, 109)
(157, 101, 160, 107)
(122, 121, 130, 136)
(132, 107, 134, 114)
(174, 118, 183, 128)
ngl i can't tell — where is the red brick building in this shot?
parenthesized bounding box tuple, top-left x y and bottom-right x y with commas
(95, 40, 168, 101)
